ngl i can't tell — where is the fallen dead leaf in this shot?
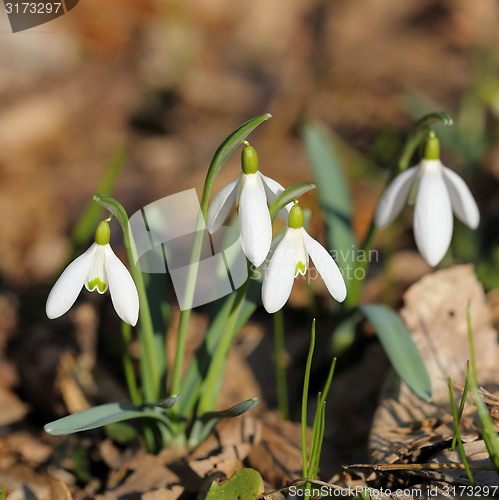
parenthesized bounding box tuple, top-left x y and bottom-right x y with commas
(369, 265, 499, 492)
(0, 386, 28, 426)
(0, 464, 72, 500)
(247, 411, 309, 487)
(5, 432, 53, 466)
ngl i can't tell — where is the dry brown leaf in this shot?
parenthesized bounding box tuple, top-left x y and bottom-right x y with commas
(96, 451, 181, 500)
(369, 265, 499, 490)
(141, 485, 184, 500)
(188, 415, 261, 478)
(247, 411, 308, 487)
(5, 432, 53, 466)
(0, 386, 28, 426)
(0, 464, 72, 500)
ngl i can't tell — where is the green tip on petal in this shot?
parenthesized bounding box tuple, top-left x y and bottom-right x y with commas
(288, 204, 304, 229)
(95, 220, 111, 246)
(87, 277, 107, 293)
(295, 261, 306, 277)
(241, 145, 259, 174)
(424, 132, 440, 160)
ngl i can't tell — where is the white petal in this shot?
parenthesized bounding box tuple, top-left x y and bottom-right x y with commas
(46, 243, 97, 319)
(374, 166, 419, 228)
(302, 229, 347, 302)
(259, 172, 291, 220)
(262, 229, 297, 313)
(85, 244, 108, 293)
(414, 164, 453, 266)
(442, 166, 480, 229)
(294, 230, 308, 277)
(260, 233, 285, 280)
(206, 176, 240, 234)
(238, 173, 272, 267)
(104, 245, 140, 326)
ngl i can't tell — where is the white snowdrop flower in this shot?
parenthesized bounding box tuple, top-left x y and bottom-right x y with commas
(46, 220, 139, 326)
(207, 143, 290, 268)
(262, 204, 347, 313)
(375, 134, 480, 267)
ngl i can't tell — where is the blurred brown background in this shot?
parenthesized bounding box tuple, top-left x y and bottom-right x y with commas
(1, 0, 498, 286)
(1, 0, 499, 493)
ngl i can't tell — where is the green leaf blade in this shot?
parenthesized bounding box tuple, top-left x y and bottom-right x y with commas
(303, 122, 357, 278)
(200, 398, 259, 422)
(359, 304, 432, 402)
(269, 182, 316, 222)
(201, 113, 272, 215)
(72, 147, 125, 247)
(44, 403, 172, 436)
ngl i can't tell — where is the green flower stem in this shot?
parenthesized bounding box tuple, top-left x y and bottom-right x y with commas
(169, 213, 205, 422)
(121, 321, 142, 406)
(196, 276, 251, 418)
(169, 166, 213, 422)
(274, 309, 289, 420)
(343, 112, 454, 310)
(169, 113, 272, 428)
(124, 241, 161, 402)
(93, 194, 161, 404)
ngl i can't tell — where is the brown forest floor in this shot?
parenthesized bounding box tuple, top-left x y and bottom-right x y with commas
(1, 0, 499, 498)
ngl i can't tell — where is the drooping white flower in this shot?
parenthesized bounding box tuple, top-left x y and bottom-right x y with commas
(207, 143, 289, 268)
(374, 134, 480, 267)
(262, 204, 347, 313)
(46, 220, 139, 326)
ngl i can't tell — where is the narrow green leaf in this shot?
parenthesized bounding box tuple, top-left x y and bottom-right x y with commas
(359, 304, 432, 402)
(195, 398, 259, 446)
(178, 278, 260, 421)
(269, 182, 316, 222)
(93, 194, 130, 243)
(72, 147, 125, 247)
(44, 403, 173, 436)
(143, 394, 181, 409)
(200, 398, 259, 422)
(448, 378, 475, 486)
(451, 361, 470, 452)
(201, 113, 272, 215)
(469, 374, 499, 471)
(302, 319, 316, 478)
(303, 122, 357, 279)
(0, 486, 5, 500)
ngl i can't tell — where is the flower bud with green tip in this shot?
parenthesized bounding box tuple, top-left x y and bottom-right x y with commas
(46, 219, 139, 325)
(375, 131, 480, 266)
(206, 141, 291, 267)
(262, 203, 346, 313)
